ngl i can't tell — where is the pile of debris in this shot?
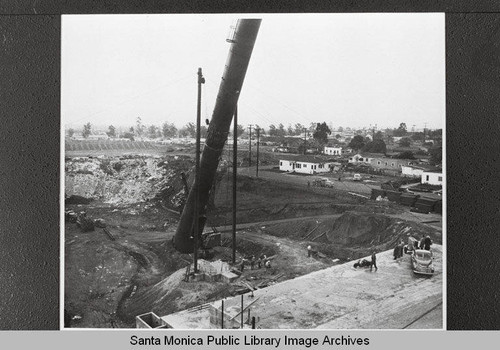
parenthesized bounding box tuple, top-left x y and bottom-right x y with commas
(65, 155, 194, 209)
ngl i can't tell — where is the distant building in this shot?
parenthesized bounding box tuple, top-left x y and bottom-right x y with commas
(324, 146, 342, 156)
(279, 156, 334, 175)
(348, 153, 376, 165)
(70, 132, 85, 140)
(87, 132, 109, 141)
(421, 171, 443, 186)
(349, 153, 419, 176)
(273, 146, 292, 153)
(401, 164, 440, 178)
(371, 157, 416, 172)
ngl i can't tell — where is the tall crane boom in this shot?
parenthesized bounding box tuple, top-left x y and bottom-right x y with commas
(173, 19, 261, 253)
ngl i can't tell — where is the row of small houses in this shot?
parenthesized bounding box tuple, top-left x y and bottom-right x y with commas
(279, 152, 443, 186)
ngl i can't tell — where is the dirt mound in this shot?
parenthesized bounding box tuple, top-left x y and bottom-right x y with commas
(326, 212, 441, 247)
(119, 267, 233, 322)
(327, 213, 393, 245)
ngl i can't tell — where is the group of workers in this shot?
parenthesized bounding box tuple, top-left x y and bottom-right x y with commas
(419, 235, 433, 251)
(395, 235, 433, 259)
(241, 254, 271, 272)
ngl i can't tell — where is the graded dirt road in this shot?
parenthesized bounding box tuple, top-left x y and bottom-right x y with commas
(238, 166, 381, 196)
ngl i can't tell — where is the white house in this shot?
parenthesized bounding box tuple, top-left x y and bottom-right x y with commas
(324, 146, 342, 156)
(401, 164, 440, 178)
(348, 153, 375, 165)
(421, 171, 443, 186)
(279, 157, 334, 175)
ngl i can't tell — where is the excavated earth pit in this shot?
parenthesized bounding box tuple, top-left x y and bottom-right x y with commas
(64, 155, 442, 328)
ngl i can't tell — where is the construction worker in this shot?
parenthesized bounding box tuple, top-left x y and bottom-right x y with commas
(370, 251, 378, 271)
(256, 257, 262, 269)
(265, 260, 271, 269)
(424, 236, 432, 250)
(250, 256, 255, 270)
(397, 239, 405, 259)
(419, 235, 426, 250)
(307, 245, 312, 257)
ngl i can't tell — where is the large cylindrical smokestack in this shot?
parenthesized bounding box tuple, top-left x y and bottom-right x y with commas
(174, 19, 261, 253)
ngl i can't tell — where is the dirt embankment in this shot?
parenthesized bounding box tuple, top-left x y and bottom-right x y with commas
(259, 212, 442, 261)
(65, 155, 194, 209)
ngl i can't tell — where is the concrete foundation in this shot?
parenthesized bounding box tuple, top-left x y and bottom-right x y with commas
(162, 247, 443, 329)
(136, 312, 172, 329)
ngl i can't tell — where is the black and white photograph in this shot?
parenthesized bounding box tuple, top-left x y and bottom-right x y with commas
(62, 13, 445, 329)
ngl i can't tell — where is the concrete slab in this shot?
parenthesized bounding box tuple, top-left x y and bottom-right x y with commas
(162, 246, 443, 329)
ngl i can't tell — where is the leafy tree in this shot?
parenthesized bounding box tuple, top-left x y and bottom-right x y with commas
(294, 123, 305, 135)
(393, 151, 415, 159)
(278, 123, 286, 137)
(147, 125, 158, 139)
(399, 137, 411, 147)
(129, 126, 134, 133)
(162, 122, 177, 138)
(237, 124, 245, 137)
(68, 128, 75, 137)
(337, 126, 344, 132)
(308, 122, 316, 133)
(183, 122, 196, 138)
(335, 134, 341, 139)
(107, 125, 116, 138)
(178, 128, 189, 137)
(287, 124, 294, 136)
(411, 132, 425, 141)
(427, 129, 442, 143)
(135, 117, 144, 137)
(82, 123, 91, 138)
(120, 132, 135, 141)
(374, 131, 383, 140)
(268, 124, 277, 136)
(393, 122, 407, 137)
(312, 122, 331, 145)
(348, 135, 365, 151)
(361, 139, 386, 154)
(429, 146, 442, 165)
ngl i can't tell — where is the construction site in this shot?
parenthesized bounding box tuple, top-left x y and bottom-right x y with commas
(64, 19, 443, 329)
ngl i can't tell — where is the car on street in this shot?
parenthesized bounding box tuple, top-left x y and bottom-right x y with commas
(411, 249, 435, 275)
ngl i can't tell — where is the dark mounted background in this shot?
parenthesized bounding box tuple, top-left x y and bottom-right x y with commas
(1, 2, 499, 330)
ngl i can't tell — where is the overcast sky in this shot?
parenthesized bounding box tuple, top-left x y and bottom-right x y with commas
(62, 13, 445, 132)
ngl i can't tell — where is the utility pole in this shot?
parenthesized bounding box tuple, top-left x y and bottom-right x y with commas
(303, 128, 308, 155)
(194, 67, 205, 273)
(256, 126, 260, 177)
(232, 106, 238, 264)
(423, 122, 427, 141)
(248, 124, 253, 167)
